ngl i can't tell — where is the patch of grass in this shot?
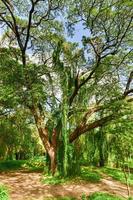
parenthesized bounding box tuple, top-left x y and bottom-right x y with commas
(0, 160, 26, 171)
(101, 167, 133, 186)
(80, 167, 101, 182)
(43, 167, 101, 185)
(42, 174, 68, 185)
(88, 192, 124, 200)
(0, 157, 46, 172)
(0, 185, 9, 200)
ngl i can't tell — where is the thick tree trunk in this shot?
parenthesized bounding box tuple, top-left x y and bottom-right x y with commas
(31, 105, 57, 175)
(31, 104, 113, 175)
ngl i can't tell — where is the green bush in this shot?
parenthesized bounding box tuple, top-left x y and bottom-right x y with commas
(24, 157, 45, 172)
(88, 192, 124, 200)
(0, 157, 46, 172)
(0, 160, 25, 171)
(0, 185, 9, 200)
(80, 167, 101, 182)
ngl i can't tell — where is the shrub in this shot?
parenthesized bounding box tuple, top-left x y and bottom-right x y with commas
(0, 185, 9, 200)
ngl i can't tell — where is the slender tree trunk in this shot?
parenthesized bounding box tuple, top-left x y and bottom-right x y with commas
(99, 147, 105, 167)
(48, 147, 57, 175)
(97, 128, 107, 167)
(50, 128, 58, 175)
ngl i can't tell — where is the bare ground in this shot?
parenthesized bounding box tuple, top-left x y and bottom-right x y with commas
(0, 171, 133, 200)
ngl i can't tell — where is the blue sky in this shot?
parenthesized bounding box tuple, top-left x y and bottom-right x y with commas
(66, 22, 89, 46)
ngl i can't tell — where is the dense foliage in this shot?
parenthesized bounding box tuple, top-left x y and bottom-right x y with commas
(0, 0, 132, 178)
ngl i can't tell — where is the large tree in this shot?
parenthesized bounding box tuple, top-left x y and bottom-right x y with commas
(0, 0, 133, 175)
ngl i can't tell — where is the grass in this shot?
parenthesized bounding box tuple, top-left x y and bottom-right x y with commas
(101, 167, 133, 186)
(43, 174, 67, 185)
(88, 192, 124, 200)
(81, 167, 101, 182)
(45, 192, 126, 200)
(0, 185, 9, 200)
(42, 167, 101, 185)
(0, 160, 26, 171)
(0, 157, 46, 172)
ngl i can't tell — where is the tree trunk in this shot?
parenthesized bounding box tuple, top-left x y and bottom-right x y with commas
(31, 105, 57, 175)
(48, 147, 57, 175)
(99, 148, 105, 167)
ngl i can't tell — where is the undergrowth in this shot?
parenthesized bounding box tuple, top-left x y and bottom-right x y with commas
(101, 167, 133, 186)
(42, 167, 101, 185)
(0, 157, 46, 172)
(0, 185, 9, 200)
(88, 192, 124, 200)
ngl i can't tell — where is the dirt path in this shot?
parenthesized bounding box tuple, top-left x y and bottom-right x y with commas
(0, 171, 133, 200)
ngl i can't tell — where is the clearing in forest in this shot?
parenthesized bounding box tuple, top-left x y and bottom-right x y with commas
(0, 171, 133, 200)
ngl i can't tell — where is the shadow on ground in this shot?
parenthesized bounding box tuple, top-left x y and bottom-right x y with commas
(0, 171, 132, 200)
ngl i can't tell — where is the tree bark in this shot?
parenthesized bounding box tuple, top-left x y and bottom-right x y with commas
(31, 105, 57, 175)
(48, 147, 57, 175)
(69, 115, 114, 143)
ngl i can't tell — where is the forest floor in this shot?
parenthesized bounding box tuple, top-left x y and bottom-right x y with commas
(0, 170, 133, 200)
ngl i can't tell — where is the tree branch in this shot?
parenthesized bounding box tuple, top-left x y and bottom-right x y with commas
(24, 1, 35, 51)
(124, 71, 133, 97)
(69, 59, 100, 106)
(69, 114, 114, 143)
